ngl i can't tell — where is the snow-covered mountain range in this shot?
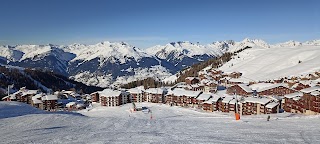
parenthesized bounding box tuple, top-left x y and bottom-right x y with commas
(0, 38, 319, 87)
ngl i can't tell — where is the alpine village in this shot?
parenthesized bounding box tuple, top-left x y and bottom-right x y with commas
(2, 51, 320, 118)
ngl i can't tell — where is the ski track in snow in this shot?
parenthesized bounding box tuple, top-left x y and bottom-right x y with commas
(0, 102, 320, 144)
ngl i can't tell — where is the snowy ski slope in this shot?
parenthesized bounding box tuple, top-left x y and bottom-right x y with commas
(1, 102, 320, 143)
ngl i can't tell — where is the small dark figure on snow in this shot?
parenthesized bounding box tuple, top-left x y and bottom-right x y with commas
(267, 115, 270, 121)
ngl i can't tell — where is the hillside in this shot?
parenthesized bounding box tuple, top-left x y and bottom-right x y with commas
(219, 44, 320, 81)
(1, 102, 320, 143)
(0, 65, 102, 99)
(1, 39, 319, 87)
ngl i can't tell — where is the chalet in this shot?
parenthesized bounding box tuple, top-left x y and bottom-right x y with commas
(242, 97, 273, 115)
(128, 86, 145, 103)
(90, 92, 100, 102)
(228, 71, 242, 79)
(31, 93, 44, 109)
(166, 88, 202, 107)
(20, 89, 40, 104)
(42, 95, 58, 111)
(304, 73, 319, 80)
(66, 102, 77, 110)
(203, 81, 218, 93)
(189, 84, 205, 91)
(283, 92, 304, 114)
(227, 84, 253, 96)
(99, 89, 129, 107)
(7, 87, 39, 104)
(185, 77, 200, 85)
(211, 69, 222, 75)
(256, 84, 295, 96)
(202, 98, 213, 112)
(195, 93, 212, 108)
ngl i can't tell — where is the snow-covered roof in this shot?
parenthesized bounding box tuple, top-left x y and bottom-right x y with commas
(42, 95, 58, 101)
(249, 83, 277, 91)
(1, 95, 10, 100)
(25, 90, 38, 95)
(222, 96, 234, 103)
(284, 92, 303, 99)
(311, 90, 320, 96)
(99, 89, 122, 97)
(66, 102, 77, 107)
(62, 90, 74, 94)
(300, 86, 320, 93)
(202, 98, 213, 104)
(229, 77, 251, 84)
(211, 94, 222, 102)
(32, 99, 43, 104)
(32, 93, 43, 100)
(244, 97, 271, 105)
(127, 86, 145, 94)
(292, 96, 302, 101)
(237, 84, 253, 93)
(196, 93, 212, 101)
(13, 91, 21, 95)
(168, 88, 202, 97)
(10, 94, 16, 100)
(256, 83, 289, 92)
(145, 88, 165, 94)
(265, 102, 279, 109)
(185, 77, 200, 81)
(76, 103, 85, 108)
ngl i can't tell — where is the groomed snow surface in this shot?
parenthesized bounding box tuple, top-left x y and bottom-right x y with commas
(1, 102, 320, 144)
(220, 45, 320, 81)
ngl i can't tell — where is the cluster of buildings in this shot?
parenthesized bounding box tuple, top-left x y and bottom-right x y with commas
(89, 68, 320, 116)
(2, 69, 319, 116)
(2, 87, 89, 111)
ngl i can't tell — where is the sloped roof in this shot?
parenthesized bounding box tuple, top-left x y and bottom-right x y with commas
(256, 83, 289, 92)
(284, 92, 303, 99)
(211, 94, 222, 102)
(202, 98, 213, 104)
(99, 89, 122, 97)
(222, 96, 234, 103)
(237, 84, 253, 93)
(196, 93, 212, 101)
(244, 97, 271, 105)
(300, 86, 320, 93)
(169, 88, 202, 97)
(42, 95, 58, 101)
(265, 102, 279, 109)
(128, 86, 145, 94)
(145, 88, 165, 94)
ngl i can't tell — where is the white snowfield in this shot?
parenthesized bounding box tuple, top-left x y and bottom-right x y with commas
(220, 44, 320, 81)
(1, 101, 320, 144)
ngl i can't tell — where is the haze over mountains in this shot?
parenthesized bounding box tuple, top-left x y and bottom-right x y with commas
(0, 38, 319, 87)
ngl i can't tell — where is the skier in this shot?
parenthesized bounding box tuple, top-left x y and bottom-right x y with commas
(267, 115, 270, 121)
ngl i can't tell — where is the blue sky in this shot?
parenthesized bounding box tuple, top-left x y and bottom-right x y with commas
(0, 0, 319, 48)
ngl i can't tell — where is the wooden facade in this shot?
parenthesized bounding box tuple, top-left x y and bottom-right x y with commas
(90, 92, 100, 102)
(258, 86, 295, 96)
(185, 77, 200, 85)
(202, 102, 213, 112)
(227, 84, 253, 96)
